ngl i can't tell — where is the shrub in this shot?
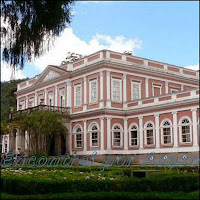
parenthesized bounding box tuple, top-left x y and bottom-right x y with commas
(1, 173, 199, 195)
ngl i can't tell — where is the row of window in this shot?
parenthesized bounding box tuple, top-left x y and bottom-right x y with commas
(73, 117, 193, 149)
(19, 79, 182, 109)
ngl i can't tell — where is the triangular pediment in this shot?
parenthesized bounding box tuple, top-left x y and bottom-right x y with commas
(33, 65, 68, 86)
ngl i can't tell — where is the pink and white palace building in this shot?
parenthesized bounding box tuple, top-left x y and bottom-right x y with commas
(2, 50, 199, 163)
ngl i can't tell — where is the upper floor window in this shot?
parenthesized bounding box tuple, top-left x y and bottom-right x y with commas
(131, 82, 141, 100)
(74, 84, 82, 107)
(170, 88, 179, 93)
(112, 124, 123, 147)
(89, 123, 99, 147)
(161, 120, 172, 145)
(48, 92, 54, 106)
(129, 124, 138, 147)
(59, 88, 65, 107)
(112, 79, 122, 102)
(74, 125, 83, 148)
(145, 122, 155, 146)
(179, 117, 192, 144)
(89, 79, 98, 104)
(29, 97, 35, 108)
(153, 84, 162, 96)
(38, 94, 44, 105)
(19, 100, 26, 110)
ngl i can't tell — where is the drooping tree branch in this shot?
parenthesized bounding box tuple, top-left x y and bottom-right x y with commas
(1, 0, 74, 70)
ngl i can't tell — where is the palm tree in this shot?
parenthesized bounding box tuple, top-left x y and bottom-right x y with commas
(9, 110, 66, 155)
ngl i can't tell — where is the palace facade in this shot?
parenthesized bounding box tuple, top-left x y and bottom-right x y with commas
(2, 50, 199, 163)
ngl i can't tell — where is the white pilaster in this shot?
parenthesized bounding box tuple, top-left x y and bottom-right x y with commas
(138, 116, 143, 149)
(34, 93, 37, 107)
(155, 114, 160, 148)
(100, 71, 104, 108)
(123, 118, 128, 150)
(106, 71, 111, 107)
(67, 80, 71, 107)
(107, 117, 111, 150)
(181, 84, 184, 91)
(123, 74, 127, 109)
(100, 118, 104, 150)
(25, 131, 28, 150)
(83, 77, 87, 111)
(83, 120, 87, 151)
(191, 108, 198, 146)
(172, 111, 178, 147)
(26, 96, 28, 109)
(45, 89, 47, 105)
(145, 78, 149, 98)
(55, 86, 58, 106)
(165, 81, 169, 94)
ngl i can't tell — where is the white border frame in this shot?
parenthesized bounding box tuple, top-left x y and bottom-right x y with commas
(112, 123, 123, 147)
(129, 123, 139, 147)
(160, 118, 173, 145)
(111, 78, 122, 103)
(131, 81, 142, 100)
(89, 79, 98, 104)
(144, 121, 155, 146)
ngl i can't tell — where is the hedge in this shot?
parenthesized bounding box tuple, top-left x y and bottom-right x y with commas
(1, 173, 199, 195)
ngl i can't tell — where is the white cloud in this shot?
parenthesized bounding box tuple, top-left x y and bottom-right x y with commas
(184, 64, 199, 71)
(32, 28, 142, 71)
(1, 61, 25, 82)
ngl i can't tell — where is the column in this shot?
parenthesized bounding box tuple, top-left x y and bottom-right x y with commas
(123, 118, 128, 150)
(165, 81, 169, 94)
(191, 108, 198, 146)
(172, 111, 178, 147)
(100, 71, 104, 108)
(107, 117, 111, 150)
(15, 129, 19, 154)
(123, 74, 127, 109)
(100, 118, 104, 150)
(138, 116, 143, 149)
(2, 135, 5, 152)
(83, 77, 87, 111)
(106, 71, 111, 107)
(55, 86, 58, 106)
(155, 114, 160, 148)
(145, 78, 149, 98)
(67, 80, 71, 107)
(83, 120, 87, 152)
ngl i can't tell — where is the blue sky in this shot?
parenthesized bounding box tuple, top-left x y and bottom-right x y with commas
(1, 1, 199, 81)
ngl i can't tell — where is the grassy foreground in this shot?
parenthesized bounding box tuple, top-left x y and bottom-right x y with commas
(1, 191, 199, 199)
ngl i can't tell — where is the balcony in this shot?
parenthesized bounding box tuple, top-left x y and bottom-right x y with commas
(9, 105, 70, 121)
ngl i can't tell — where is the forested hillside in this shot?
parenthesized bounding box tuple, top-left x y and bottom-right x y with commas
(1, 79, 27, 125)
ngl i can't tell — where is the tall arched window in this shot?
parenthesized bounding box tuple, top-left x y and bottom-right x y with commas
(161, 120, 172, 145)
(74, 125, 83, 148)
(89, 123, 99, 147)
(129, 124, 138, 147)
(112, 124, 123, 147)
(180, 118, 192, 143)
(145, 122, 154, 145)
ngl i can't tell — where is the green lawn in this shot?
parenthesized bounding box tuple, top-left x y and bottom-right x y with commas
(1, 191, 199, 199)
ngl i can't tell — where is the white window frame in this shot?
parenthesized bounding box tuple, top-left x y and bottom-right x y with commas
(112, 124, 123, 147)
(73, 125, 83, 149)
(19, 100, 26, 110)
(88, 123, 99, 148)
(74, 84, 82, 107)
(28, 97, 35, 108)
(111, 78, 122, 102)
(89, 79, 98, 104)
(170, 88, 179, 93)
(59, 88, 65, 107)
(131, 81, 141, 100)
(129, 123, 139, 147)
(179, 116, 192, 144)
(144, 121, 155, 146)
(38, 94, 44, 105)
(161, 119, 172, 145)
(48, 92, 54, 106)
(152, 84, 162, 96)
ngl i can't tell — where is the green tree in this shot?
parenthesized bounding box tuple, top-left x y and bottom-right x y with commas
(1, 0, 74, 70)
(9, 110, 66, 155)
